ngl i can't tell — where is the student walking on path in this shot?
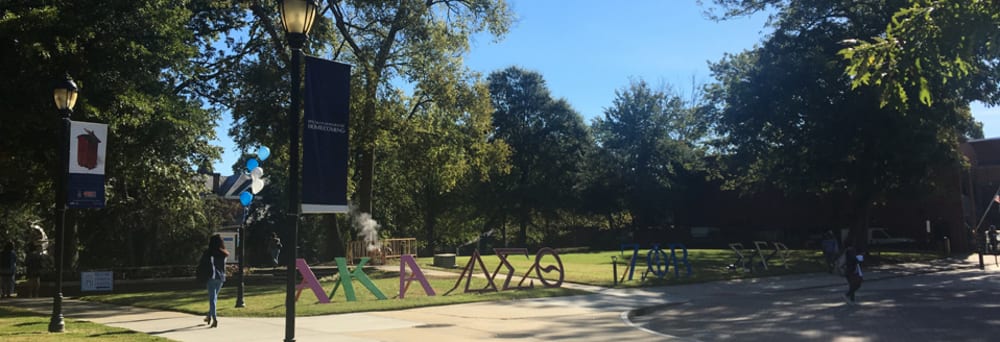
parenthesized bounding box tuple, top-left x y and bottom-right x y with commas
(201, 234, 229, 328)
(820, 231, 840, 274)
(24, 244, 44, 297)
(842, 244, 864, 305)
(266, 232, 282, 266)
(0, 242, 15, 298)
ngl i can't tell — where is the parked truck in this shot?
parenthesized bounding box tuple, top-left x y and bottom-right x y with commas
(868, 227, 915, 246)
(840, 227, 915, 246)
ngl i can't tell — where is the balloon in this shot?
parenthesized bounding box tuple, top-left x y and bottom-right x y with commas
(251, 177, 265, 194)
(246, 158, 259, 173)
(239, 191, 253, 206)
(257, 146, 270, 161)
(250, 167, 265, 194)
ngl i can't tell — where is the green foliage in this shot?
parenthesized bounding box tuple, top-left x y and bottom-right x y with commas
(0, 0, 231, 267)
(485, 67, 594, 247)
(707, 0, 978, 245)
(841, 0, 1000, 109)
(220, 1, 514, 257)
(326, 0, 514, 215)
(589, 80, 709, 228)
(372, 72, 511, 254)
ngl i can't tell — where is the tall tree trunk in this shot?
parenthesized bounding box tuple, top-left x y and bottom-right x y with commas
(357, 72, 380, 215)
(849, 191, 874, 251)
(501, 215, 507, 247)
(423, 209, 436, 256)
(517, 205, 528, 247)
(358, 148, 375, 214)
(323, 215, 345, 261)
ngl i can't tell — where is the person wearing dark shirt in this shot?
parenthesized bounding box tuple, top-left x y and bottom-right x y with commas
(1, 242, 16, 298)
(202, 234, 229, 328)
(842, 244, 864, 305)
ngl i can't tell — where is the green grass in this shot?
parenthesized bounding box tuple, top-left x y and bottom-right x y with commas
(80, 249, 941, 317)
(80, 270, 584, 317)
(0, 306, 170, 342)
(417, 248, 943, 287)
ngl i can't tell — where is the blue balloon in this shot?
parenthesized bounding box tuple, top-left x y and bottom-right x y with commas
(257, 146, 270, 161)
(246, 158, 259, 173)
(239, 191, 253, 206)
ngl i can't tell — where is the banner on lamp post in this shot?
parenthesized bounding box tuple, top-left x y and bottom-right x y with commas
(301, 56, 350, 214)
(67, 121, 107, 208)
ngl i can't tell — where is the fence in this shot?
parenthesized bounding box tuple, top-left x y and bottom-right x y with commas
(345, 238, 416, 265)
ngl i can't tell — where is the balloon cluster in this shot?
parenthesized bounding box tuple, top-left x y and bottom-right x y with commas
(239, 146, 270, 207)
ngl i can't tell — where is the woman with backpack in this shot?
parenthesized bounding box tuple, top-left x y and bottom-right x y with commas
(201, 234, 229, 328)
(842, 244, 864, 305)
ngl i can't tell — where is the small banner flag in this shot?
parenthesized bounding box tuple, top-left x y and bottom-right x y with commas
(67, 121, 107, 208)
(301, 56, 350, 214)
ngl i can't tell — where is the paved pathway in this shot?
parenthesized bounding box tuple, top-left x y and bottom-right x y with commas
(1, 254, 994, 341)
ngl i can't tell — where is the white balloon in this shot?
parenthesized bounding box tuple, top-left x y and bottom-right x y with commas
(251, 166, 264, 179)
(251, 177, 265, 194)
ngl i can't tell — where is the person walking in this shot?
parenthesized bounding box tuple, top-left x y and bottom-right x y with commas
(989, 225, 998, 254)
(202, 234, 229, 328)
(1, 242, 16, 298)
(267, 232, 282, 267)
(24, 244, 43, 298)
(842, 244, 864, 305)
(820, 231, 840, 274)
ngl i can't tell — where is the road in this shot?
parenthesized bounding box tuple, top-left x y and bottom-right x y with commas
(630, 267, 1000, 341)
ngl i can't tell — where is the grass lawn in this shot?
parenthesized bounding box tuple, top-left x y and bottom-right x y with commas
(80, 249, 940, 317)
(416, 248, 943, 287)
(0, 306, 170, 342)
(80, 270, 585, 317)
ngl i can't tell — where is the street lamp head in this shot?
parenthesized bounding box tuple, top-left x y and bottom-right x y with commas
(279, 0, 319, 49)
(53, 74, 79, 112)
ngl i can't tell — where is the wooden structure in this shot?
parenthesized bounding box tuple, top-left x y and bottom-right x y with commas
(346, 238, 416, 265)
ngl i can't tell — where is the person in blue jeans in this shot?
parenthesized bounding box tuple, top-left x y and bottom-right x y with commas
(203, 234, 229, 328)
(267, 232, 282, 266)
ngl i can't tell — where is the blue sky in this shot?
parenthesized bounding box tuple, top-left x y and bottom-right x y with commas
(211, 0, 1000, 172)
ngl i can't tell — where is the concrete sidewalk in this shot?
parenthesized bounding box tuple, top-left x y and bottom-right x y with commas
(2, 254, 992, 342)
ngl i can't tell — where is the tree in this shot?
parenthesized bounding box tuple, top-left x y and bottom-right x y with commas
(706, 0, 981, 247)
(327, 0, 512, 217)
(225, 2, 512, 257)
(372, 71, 509, 254)
(841, 1, 1000, 110)
(0, 0, 232, 267)
(486, 67, 592, 247)
(590, 80, 709, 230)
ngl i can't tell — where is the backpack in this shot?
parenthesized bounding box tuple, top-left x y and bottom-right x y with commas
(834, 253, 847, 276)
(196, 252, 213, 283)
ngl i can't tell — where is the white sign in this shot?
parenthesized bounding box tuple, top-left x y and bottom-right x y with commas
(217, 232, 239, 264)
(68, 121, 108, 175)
(81, 271, 113, 292)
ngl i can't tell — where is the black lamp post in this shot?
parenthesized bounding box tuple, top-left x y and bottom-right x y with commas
(49, 74, 78, 333)
(235, 204, 248, 308)
(278, 1, 318, 341)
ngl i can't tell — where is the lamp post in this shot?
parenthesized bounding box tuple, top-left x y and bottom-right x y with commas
(235, 204, 248, 308)
(49, 74, 78, 333)
(278, 1, 318, 341)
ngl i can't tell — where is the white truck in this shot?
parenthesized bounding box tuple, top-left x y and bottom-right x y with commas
(839, 227, 915, 246)
(867, 227, 915, 246)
